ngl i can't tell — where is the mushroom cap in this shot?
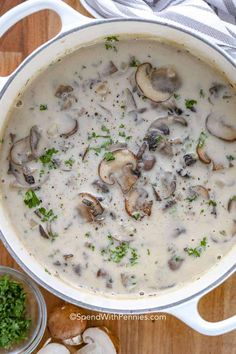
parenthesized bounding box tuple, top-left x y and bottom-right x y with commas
(135, 63, 181, 102)
(98, 149, 138, 193)
(48, 303, 87, 340)
(37, 343, 70, 354)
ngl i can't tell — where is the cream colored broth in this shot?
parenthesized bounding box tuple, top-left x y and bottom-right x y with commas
(1, 38, 236, 296)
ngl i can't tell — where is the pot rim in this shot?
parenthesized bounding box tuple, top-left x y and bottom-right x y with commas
(0, 17, 235, 314)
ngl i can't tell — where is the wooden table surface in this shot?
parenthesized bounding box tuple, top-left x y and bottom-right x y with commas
(1, 1, 236, 353)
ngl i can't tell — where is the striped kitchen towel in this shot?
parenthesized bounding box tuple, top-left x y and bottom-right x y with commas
(80, 0, 236, 59)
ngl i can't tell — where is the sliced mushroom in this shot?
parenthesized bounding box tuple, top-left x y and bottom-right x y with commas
(153, 171, 176, 201)
(196, 135, 211, 164)
(37, 343, 70, 354)
(23, 173, 35, 185)
(168, 257, 184, 271)
(55, 85, 76, 110)
(98, 149, 139, 193)
(135, 63, 181, 102)
(163, 199, 176, 210)
(92, 179, 109, 193)
(39, 224, 50, 239)
(9, 162, 49, 189)
(77, 327, 118, 354)
(161, 171, 176, 199)
(209, 83, 232, 103)
(152, 185, 162, 201)
(60, 119, 78, 138)
(136, 142, 148, 160)
(212, 161, 225, 171)
(125, 187, 153, 219)
(141, 155, 156, 171)
(125, 88, 137, 111)
(144, 130, 173, 155)
(108, 142, 128, 151)
(78, 193, 104, 222)
(188, 185, 210, 200)
(30, 125, 41, 157)
(211, 231, 232, 243)
(48, 304, 87, 346)
(227, 196, 236, 213)
(121, 273, 137, 289)
(95, 81, 109, 97)
(206, 113, 236, 142)
(55, 85, 74, 98)
(136, 142, 156, 171)
(149, 116, 187, 135)
(102, 61, 118, 76)
(183, 153, 197, 166)
(10, 136, 33, 166)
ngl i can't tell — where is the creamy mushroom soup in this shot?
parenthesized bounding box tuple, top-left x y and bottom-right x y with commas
(1, 37, 236, 296)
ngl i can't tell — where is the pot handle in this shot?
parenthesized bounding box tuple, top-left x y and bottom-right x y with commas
(166, 296, 236, 335)
(0, 0, 92, 89)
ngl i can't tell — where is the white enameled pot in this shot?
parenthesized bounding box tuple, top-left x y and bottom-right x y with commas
(0, 0, 236, 336)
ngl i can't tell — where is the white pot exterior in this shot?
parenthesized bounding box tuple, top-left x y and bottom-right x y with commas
(0, 0, 236, 335)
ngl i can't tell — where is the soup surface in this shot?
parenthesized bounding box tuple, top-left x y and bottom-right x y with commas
(1, 38, 236, 296)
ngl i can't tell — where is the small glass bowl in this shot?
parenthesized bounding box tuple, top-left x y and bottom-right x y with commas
(0, 266, 47, 354)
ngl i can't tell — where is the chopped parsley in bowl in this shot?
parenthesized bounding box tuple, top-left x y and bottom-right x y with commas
(0, 267, 47, 354)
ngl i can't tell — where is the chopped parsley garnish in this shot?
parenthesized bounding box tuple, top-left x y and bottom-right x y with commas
(85, 243, 95, 251)
(108, 242, 129, 263)
(101, 125, 110, 133)
(185, 99, 197, 110)
(119, 124, 125, 129)
(130, 248, 139, 265)
(89, 138, 114, 156)
(184, 237, 207, 257)
(39, 104, 47, 111)
(104, 151, 115, 162)
(197, 132, 207, 148)
(39, 148, 58, 168)
(101, 235, 139, 265)
(156, 135, 165, 144)
(186, 195, 198, 202)
(226, 155, 235, 161)
(174, 93, 180, 100)
(24, 190, 41, 208)
(132, 212, 141, 220)
(119, 131, 132, 140)
(38, 207, 57, 222)
(130, 58, 140, 67)
(64, 158, 75, 167)
(199, 89, 205, 98)
(119, 131, 126, 138)
(104, 35, 119, 51)
(0, 276, 31, 349)
(207, 199, 217, 207)
(88, 132, 111, 140)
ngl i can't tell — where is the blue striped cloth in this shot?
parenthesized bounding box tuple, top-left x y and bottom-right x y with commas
(80, 0, 236, 59)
